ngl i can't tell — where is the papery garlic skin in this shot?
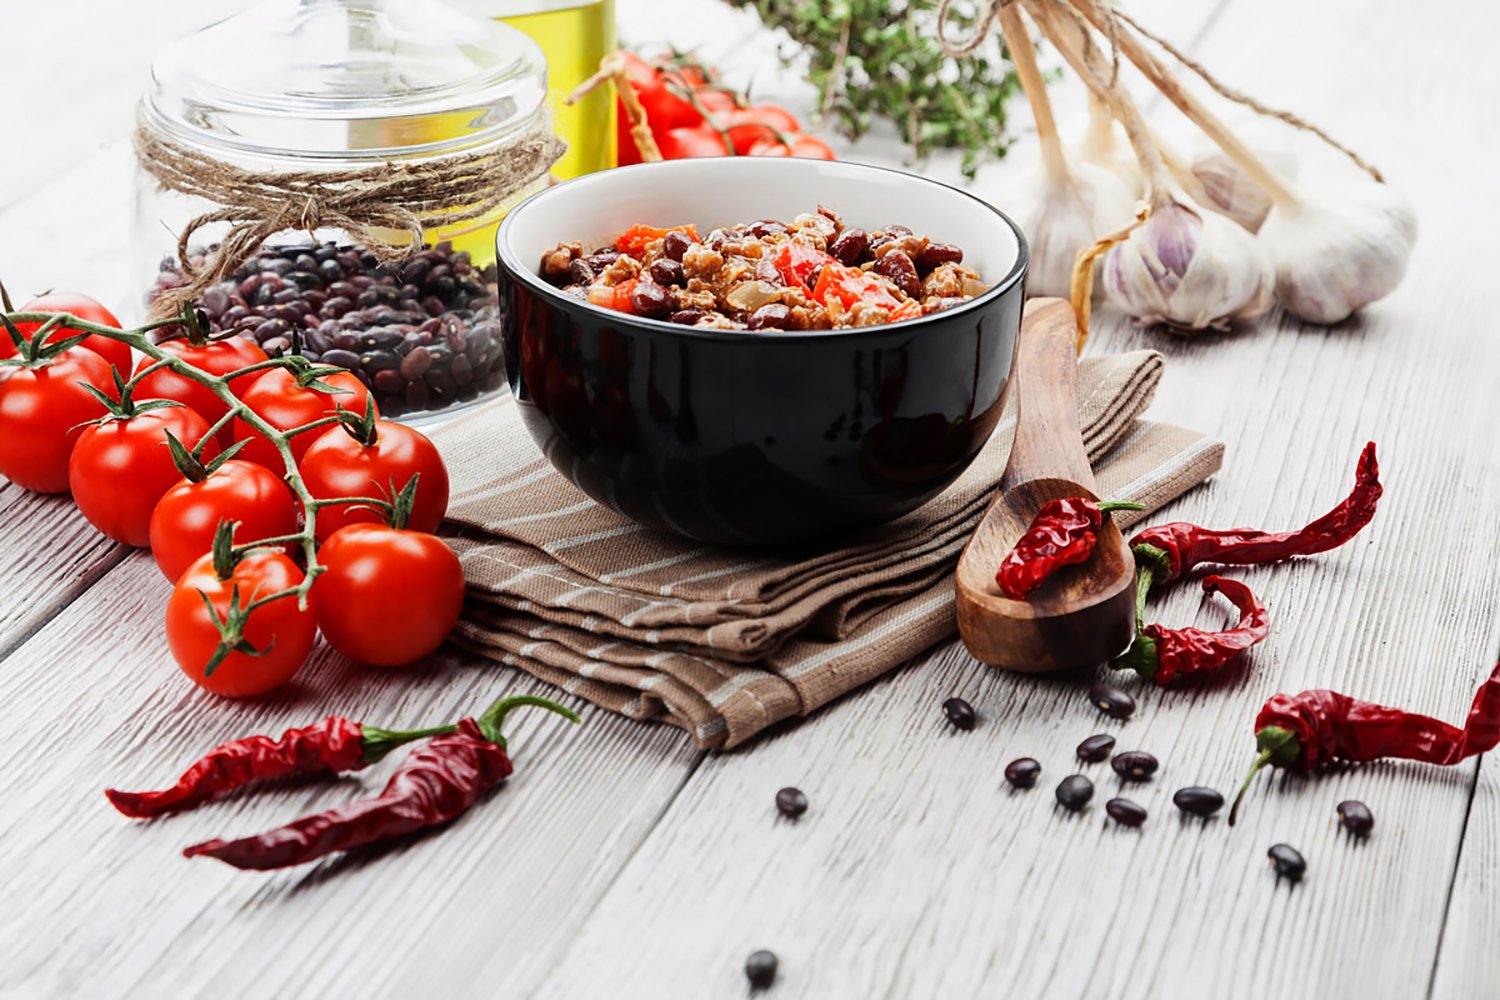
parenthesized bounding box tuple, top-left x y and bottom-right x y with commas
(1013, 160, 1137, 298)
(1191, 148, 1298, 233)
(1103, 196, 1273, 332)
(1258, 180, 1417, 324)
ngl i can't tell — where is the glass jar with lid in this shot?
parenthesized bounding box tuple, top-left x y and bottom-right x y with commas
(133, 0, 559, 423)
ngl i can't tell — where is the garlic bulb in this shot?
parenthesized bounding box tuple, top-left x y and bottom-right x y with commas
(1103, 191, 1273, 332)
(1190, 147, 1298, 233)
(1258, 178, 1417, 324)
(992, 4, 1136, 299)
(1013, 160, 1137, 297)
(1077, 95, 1144, 197)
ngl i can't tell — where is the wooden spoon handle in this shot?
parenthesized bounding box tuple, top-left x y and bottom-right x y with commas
(999, 299, 1097, 495)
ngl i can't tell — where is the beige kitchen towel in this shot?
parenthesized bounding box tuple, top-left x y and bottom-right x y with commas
(431, 350, 1223, 749)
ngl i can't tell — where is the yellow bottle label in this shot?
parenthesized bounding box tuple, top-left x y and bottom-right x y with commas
(500, 0, 618, 179)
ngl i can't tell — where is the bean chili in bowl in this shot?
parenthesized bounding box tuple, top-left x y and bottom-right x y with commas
(537, 208, 989, 331)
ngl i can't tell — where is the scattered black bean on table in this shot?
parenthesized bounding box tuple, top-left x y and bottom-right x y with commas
(1111, 751, 1159, 782)
(150, 240, 504, 418)
(745, 949, 779, 990)
(1337, 800, 1375, 836)
(775, 787, 808, 819)
(1267, 843, 1307, 882)
(1088, 683, 1136, 720)
(1172, 787, 1225, 817)
(1004, 758, 1042, 789)
(943, 697, 977, 731)
(1056, 774, 1094, 811)
(1105, 797, 1148, 827)
(1076, 734, 1116, 762)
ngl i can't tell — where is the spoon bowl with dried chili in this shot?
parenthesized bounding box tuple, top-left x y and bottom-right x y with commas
(494, 157, 1029, 545)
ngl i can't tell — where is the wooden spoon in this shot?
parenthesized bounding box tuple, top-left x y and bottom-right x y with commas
(955, 298, 1137, 672)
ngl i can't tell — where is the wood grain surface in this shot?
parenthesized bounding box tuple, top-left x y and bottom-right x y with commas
(1, 1, 1496, 998)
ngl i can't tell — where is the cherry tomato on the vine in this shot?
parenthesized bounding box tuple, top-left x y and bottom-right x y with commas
(150, 460, 299, 581)
(725, 104, 801, 154)
(747, 134, 838, 160)
(0, 348, 113, 493)
(656, 124, 731, 159)
(314, 523, 464, 667)
(69, 405, 218, 546)
(4, 293, 134, 376)
(166, 550, 317, 697)
(300, 420, 450, 541)
(231, 367, 376, 468)
(133, 336, 269, 448)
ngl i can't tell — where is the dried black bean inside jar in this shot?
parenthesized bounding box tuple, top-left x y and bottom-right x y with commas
(1004, 758, 1042, 789)
(1267, 843, 1306, 882)
(1056, 774, 1094, 811)
(1172, 787, 1224, 817)
(775, 787, 808, 819)
(1105, 798, 1148, 827)
(942, 697, 977, 731)
(1110, 751, 1159, 781)
(1336, 800, 1374, 836)
(151, 240, 501, 418)
(1076, 734, 1116, 762)
(1088, 684, 1136, 720)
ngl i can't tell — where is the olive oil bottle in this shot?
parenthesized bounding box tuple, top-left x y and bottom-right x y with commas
(454, 0, 618, 178)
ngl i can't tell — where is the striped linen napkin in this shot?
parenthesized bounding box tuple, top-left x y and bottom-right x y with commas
(430, 349, 1222, 749)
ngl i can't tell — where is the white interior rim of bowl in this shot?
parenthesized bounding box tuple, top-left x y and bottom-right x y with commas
(496, 158, 1030, 340)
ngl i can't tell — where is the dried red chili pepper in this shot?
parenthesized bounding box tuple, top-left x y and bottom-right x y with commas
(1112, 575, 1269, 686)
(996, 497, 1144, 599)
(1132, 442, 1381, 587)
(104, 716, 457, 819)
(1228, 661, 1500, 824)
(182, 695, 578, 870)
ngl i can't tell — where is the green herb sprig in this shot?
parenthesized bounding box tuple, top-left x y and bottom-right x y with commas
(725, 0, 1022, 178)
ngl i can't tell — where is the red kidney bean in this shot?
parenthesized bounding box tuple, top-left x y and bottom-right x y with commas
(648, 258, 685, 286)
(629, 281, 672, 318)
(748, 303, 792, 330)
(875, 250, 921, 299)
(918, 242, 964, 270)
(828, 227, 869, 266)
(662, 230, 692, 261)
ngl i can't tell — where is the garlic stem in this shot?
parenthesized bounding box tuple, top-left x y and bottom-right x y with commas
(1065, 0, 1300, 208)
(998, 4, 1068, 180)
(1024, 0, 1171, 198)
(1081, 93, 1115, 162)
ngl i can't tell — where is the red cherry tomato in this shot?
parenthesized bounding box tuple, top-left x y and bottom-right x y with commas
(166, 551, 317, 697)
(132, 337, 269, 448)
(4, 293, 134, 376)
(747, 134, 837, 160)
(619, 52, 701, 133)
(69, 405, 218, 546)
(300, 420, 450, 542)
(149, 460, 300, 581)
(725, 104, 801, 154)
(656, 124, 732, 159)
(0, 348, 114, 493)
(231, 367, 376, 468)
(694, 88, 738, 119)
(314, 523, 464, 667)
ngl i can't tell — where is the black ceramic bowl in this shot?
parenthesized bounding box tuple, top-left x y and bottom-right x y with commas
(495, 157, 1027, 546)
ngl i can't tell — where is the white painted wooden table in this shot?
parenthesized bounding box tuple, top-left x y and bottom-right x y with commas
(3, 2, 1498, 998)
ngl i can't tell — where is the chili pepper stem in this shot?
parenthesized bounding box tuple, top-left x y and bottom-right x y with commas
(1227, 748, 1274, 827)
(477, 694, 581, 746)
(1131, 564, 1153, 632)
(360, 723, 461, 764)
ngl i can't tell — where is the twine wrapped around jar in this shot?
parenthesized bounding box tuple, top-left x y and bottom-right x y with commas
(134, 112, 566, 318)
